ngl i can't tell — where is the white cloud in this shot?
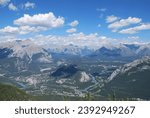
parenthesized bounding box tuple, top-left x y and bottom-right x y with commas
(19, 26, 47, 34)
(69, 20, 79, 27)
(0, 25, 47, 35)
(0, 12, 65, 36)
(33, 33, 111, 49)
(108, 17, 142, 31)
(128, 36, 140, 40)
(119, 23, 150, 34)
(0, 0, 10, 6)
(106, 15, 119, 23)
(33, 33, 136, 50)
(69, 32, 99, 40)
(0, 35, 19, 43)
(0, 26, 19, 34)
(14, 12, 65, 28)
(66, 28, 77, 33)
(8, 3, 17, 11)
(24, 2, 35, 9)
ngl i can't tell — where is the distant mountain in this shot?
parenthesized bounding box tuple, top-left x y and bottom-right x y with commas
(0, 40, 52, 73)
(0, 83, 32, 101)
(101, 56, 150, 100)
(0, 39, 52, 62)
(48, 44, 93, 56)
(47, 43, 149, 61)
(123, 44, 140, 51)
(1, 40, 150, 61)
(136, 43, 150, 57)
(90, 43, 150, 60)
(94, 46, 122, 57)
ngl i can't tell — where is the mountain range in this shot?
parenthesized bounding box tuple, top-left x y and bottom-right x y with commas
(1, 40, 150, 60)
(0, 39, 150, 100)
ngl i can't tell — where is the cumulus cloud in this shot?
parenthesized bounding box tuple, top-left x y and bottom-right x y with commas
(0, 0, 10, 6)
(69, 20, 79, 27)
(0, 25, 47, 35)
(14, 12, 65, 28)
(8, 3, 17, 11)
(119, 23, 150, 34)
(19, 26, 47, 34)
(68, 32, 99, 40)
(33, 32, 111, 49)
(128, 36, 140, 40)
(24, 2, 35, 9)
(0, 35, 19, 43)
(33, 32, 135, 50)
(106, 15, 119, 23)
(108, 17, 142, 31)
(0, 26, 19, 34)
(0, 12, 65, 36)
(66, 28, 77, 33)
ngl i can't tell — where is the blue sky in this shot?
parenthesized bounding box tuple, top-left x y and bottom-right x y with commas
(0, 0, 150, 46)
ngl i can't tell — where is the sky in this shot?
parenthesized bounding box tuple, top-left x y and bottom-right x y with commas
(0, 0, 150, 47)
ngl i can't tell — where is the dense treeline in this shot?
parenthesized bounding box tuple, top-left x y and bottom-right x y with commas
(0, 83, 33, 101)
